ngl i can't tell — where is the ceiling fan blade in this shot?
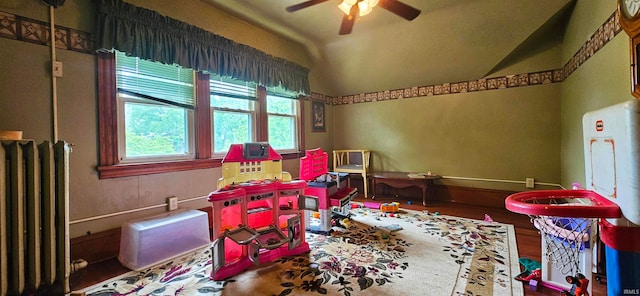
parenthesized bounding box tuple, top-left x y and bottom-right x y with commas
(286, 0, 330, 12)
(339, 2, 358, 35)
(378, 0, 421, 21)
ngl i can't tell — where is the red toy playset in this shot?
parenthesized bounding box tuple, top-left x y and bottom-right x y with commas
(561, 273, 590, 296)
(299, 148, 357, 233)
(207, 143, 318, 280)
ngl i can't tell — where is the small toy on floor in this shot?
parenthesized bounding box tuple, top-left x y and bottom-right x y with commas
(380, 202, 400, 213)
(363, 201, 381, 209)
(379, 211, 401, 218)
(484, 214, 495, 223)
(515, 268, 541, 282)
(338, 218, 351, 229)
(528, 279, 540, 291)
(560, 273, 589, 296)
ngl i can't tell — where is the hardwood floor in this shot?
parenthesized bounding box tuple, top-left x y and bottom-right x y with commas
(69, 194, 608, 295)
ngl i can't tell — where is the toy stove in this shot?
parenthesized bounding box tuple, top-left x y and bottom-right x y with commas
(300, 148, 357, 233)
(207, 143, 318, 280)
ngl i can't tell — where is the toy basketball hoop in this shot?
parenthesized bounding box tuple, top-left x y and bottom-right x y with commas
(506, 189, 621, 292)
(505, 190, 621, 218)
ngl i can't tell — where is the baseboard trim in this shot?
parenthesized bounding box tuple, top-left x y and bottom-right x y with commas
(348, 174, 515, 209)
(432, 185, 516, 209)
(71, 228, 121, 264)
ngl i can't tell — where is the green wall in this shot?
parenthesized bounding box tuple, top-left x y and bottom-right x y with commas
(560, 1, 636, 189)
(333, 83, 562, 191)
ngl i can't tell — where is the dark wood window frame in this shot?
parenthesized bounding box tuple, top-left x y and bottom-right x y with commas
(96, 52, 305, 179)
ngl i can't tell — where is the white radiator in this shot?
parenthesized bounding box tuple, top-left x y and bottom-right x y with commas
(0, 140, 70, 295)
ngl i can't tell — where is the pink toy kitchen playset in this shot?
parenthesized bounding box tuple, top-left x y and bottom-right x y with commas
(207, 143, 319, 280)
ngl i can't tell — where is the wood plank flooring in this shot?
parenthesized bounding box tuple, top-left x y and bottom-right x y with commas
(69, 194, 607, 295)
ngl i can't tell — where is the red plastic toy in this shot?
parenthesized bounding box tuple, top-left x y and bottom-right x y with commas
(560, 273, 589, 296)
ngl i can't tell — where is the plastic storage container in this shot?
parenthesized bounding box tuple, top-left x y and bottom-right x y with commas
(118, 209, 211, 270)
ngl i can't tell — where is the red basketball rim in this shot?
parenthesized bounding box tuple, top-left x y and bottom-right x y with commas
(505, 189, 621, 218)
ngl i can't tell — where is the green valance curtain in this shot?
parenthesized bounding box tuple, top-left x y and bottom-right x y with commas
(95, 0, 310, 95)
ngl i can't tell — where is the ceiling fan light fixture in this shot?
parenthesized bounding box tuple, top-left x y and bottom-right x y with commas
(359, 3, 373, 16)
(366, 0, 379, 8)
(338, 0, 356, 15)
(288, 0, 419, 35)
(339, 0, 378, 16)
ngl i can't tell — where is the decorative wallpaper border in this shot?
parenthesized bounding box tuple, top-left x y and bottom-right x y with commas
(0, 10, 622, 105)
(330, 69, 564, 105)
(0, 11, 94, 53)
(329, 11, 622, 105)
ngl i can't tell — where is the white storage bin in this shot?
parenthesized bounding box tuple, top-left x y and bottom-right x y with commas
(118, 209, 211, 270)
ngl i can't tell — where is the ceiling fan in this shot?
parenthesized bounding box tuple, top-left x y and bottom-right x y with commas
(286, 0, 421, 35)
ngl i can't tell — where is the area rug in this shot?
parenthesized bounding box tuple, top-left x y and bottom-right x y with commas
(80, 207, 523, 296)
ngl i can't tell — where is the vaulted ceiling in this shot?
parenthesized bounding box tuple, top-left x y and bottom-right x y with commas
(202, 0, 575, 96)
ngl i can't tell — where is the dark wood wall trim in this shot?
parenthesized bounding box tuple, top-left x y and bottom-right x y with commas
(349, 175, 515, 209)
(97, 52, 118, 166)
(96, 158, 223, 179)
(71, 228, 121, 264)
(431, 185, 516, 209)
(196, 72, 212, 159)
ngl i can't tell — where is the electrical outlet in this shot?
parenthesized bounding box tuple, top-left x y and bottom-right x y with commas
(53, 61, 63, 77)
(167, 196, 178, 211)
(525, 178, 535, 189)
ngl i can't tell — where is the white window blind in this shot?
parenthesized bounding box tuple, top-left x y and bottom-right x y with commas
(210, 75, 257, 101)
(116, 51, 195, 109)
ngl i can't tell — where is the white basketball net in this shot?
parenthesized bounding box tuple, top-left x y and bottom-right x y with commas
(531, 215, 595, 275)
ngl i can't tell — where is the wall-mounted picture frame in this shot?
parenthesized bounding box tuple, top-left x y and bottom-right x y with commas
(312, 101, 325, 132)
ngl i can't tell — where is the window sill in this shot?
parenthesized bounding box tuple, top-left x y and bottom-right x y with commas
(97, 151, 304, 179)
(97, 158, 222, 179)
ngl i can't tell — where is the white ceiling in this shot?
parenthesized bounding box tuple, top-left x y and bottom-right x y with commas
(201, 0, 574, 96)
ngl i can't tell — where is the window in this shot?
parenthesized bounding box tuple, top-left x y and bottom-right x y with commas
(266, 92, 299, 152)
(210, 76, 301, 156)
(115, 51, 195, 162)
(210, 76, 257, 155)
(97, 52, 305, 179)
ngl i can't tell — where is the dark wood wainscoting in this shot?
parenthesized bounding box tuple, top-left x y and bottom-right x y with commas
(348, 173, 516, 209)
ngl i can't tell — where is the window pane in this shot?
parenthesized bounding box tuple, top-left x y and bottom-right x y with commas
(268, 115, 295, 150)
(214, 110, 252, 153)
(267, 95, 294, 114)
(211, 95, 252, 111)
(124, 102, 190, 157)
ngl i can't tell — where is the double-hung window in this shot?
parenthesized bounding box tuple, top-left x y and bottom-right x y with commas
(115, 51, 195, 163)
(210, 75, 258, 155)
(266, 88, 299, 153)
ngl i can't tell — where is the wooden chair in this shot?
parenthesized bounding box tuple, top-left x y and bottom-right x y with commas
(333, 149, 371, 197)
